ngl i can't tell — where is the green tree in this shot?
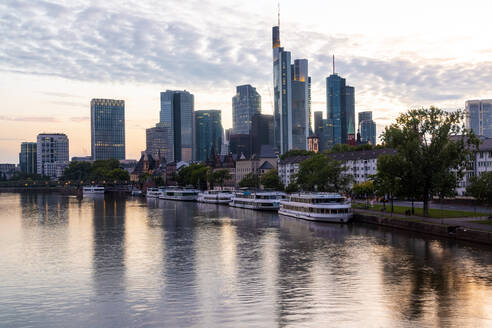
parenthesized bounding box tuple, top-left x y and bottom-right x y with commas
(382, 107, 478, 216)
(61, 161, 92, 183)
(373, 154, 404, 213)
(239, 173, 260, 189)
(260, 169, 283, 190)
(212, 169, 231, 188)
(108, 168, 130, 183)
(279, 149, 314, 160)
(296, 153, 352, 192)
(285, 182, 299, 193)
(467, 172, 492, 206)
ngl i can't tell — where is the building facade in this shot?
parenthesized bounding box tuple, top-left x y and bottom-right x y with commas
(466, 99, 492, 138)
(195, 110, 223, 162)
(91, 98, 125, 160)
(358, 111, 377, 145)
(251, 113, 274, 156)
(0, 164, 16, 180)
(19, 142, 37, 174)
(36, 133, 69, 178)
(232, 85, 261, 134)
(457, 137, 492, 195)
(291, 59, 311, 150)
(160, 90, 194, 162)
(326, 74, 355, 145)
(314, 111, 323, 137)
(229, 134, 252, 158)
(146, 123, 173, 162)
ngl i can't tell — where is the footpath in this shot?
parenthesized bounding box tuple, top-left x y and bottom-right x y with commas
(353, 208, 492, 246)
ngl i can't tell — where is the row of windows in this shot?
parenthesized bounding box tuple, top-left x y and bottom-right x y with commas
(290, 197, 343, 204)
(283, 204, 350, 214)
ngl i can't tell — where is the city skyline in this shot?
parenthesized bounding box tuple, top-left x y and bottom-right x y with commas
(2, 0, 492, 162)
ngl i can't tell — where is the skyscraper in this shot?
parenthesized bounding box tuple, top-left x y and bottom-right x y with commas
(272, 23, 311, 153)
(36, 133, 69, 178)
(251, 113, 274, 156)
(19, 142, 37, 174)
(466, 99, 492, 138)
(314, 111, 323, 137)
(160, 90, 194, 162)
(326, 71, 355, 145)
(194, 110, 223, 161)
(91, 99, 125, 160)
(358, 111, 377, 145)
(232, 85, 261, 134)
(146, 123, 173, 162)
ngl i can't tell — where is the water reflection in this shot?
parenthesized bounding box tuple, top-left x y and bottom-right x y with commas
(0, 193, 490, 328)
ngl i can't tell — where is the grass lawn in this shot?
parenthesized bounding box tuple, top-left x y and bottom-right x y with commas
(471, 220, 492, 225)
(352, 203, 484, 219)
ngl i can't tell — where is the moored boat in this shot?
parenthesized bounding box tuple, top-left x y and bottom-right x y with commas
(279, 193, 352, 223)
(197, 190, 233, 204)
(229, 190, 286, 211)
(82, 186, 104, 195)
(159, 187, 199, 201)
(145, 187, 162, 198)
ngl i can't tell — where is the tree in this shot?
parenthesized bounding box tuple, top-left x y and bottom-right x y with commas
(296, 154, 352, 192)
(212, 169, 231, 188)
(238, 173, 260, 188)
(279, 149, 314, 160)
(61, 161, 92, 183)
(382, 107, 478, 216)
(352, 181, 375, 199)
(373, 154, 404, 213)
(285, 182, 299, 193)
(467, 172, 492, 206)
(175, 164, 209, 189)
(260, 169, 283, 190)
(108, 168, 130, 183)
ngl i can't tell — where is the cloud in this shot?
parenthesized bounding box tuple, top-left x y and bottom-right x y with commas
(0, 115, 58, 122)
(1, 0, 492, 115)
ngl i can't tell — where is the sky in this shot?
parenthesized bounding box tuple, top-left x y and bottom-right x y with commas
(1, 0, 492, 163)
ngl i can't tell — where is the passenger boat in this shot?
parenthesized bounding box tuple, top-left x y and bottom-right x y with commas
(197, 190, 233, 204)
(229, 191, 286, 211)
(146, 187, 162, 198)
(279, 193, 352, 223)
(82, 186, 104, 195)
(159, 187, 199, 201)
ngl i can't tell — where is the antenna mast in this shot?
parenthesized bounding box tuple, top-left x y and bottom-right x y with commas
(278, 1, 280, 27)
(333, 55, 335, 75)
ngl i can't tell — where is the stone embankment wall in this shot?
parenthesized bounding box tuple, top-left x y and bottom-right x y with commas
(353, 212, 492, 246)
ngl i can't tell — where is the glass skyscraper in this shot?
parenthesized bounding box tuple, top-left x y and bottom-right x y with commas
(314, 111, 323, 137)
(232, 85, 261, 135)
(146, 123, 173, 162)
(326, 74, 355, 145)
(91, 99, 125, 160)
(194, 110, 223, 162)
(19, 142, 37, 174)
(466, 99, 492, 138)
(251, 113, 274, 155)
(358, 111, 377, 145)
(272, 24, 311, 153)
(160, 90, 194, 162)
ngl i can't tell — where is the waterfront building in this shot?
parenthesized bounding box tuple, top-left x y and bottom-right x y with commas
(146, 123, 173, 162)
(71, 156, 92, 162)
(358, 111, 377, 145)
(91, 99, 125, 160)
(232, 85, 261, 134)
(235, 146, 278, 186)
(272, 22, 311, 153)
(457, 137, 492, 195)
(0, 164, 17, 180)
(195, 110, 223, 162)
(36, 133, 69, 178)
(466, 99, 492, 138)
(19, 142, 37, 174)
(251, 114, 274, 156)
(278, 155, 310, 187)
(160, 90, 194, 162)
(326, 71, 355, 145)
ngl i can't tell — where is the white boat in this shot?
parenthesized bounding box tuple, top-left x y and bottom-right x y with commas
(229, 191, 286, 211)
(146, 187, 162, 198)
(197, 190, 233, 204)
(279, 193, 352, 223)
(82, 186, 104, 195)
(159, 187, 199, 201)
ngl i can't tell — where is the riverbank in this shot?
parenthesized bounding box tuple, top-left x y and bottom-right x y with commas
(353, 209, 492, 246)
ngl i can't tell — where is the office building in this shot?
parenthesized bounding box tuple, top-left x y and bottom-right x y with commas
(326, 70, 355, 145)
(251, 114, 274, 156)
(466, 99, 492, 138)
(19, 142, 37, 174)
(229, 134, 252, 158)
(195, 110, 223, 161)
(272, 23, 311, 153)
(0, 164, 16, 180)
(146, 123, 173, 162)
(232, 85, 261, 134)
(160, 90, 194, 162)
(314, 111, 323, 137)
(36, 133, 69, 178)
(91, 99, 125, 160)
(358, 111, 377, 145)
